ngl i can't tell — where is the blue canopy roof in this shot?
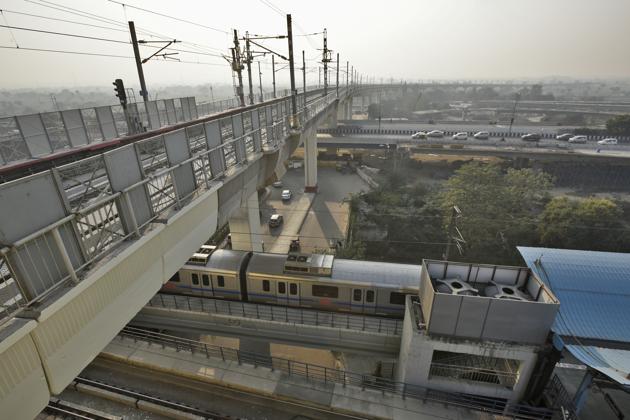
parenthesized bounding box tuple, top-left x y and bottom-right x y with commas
(518, 247, 630, 386)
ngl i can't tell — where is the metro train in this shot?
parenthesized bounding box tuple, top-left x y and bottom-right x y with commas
(162, 248, 422, 317)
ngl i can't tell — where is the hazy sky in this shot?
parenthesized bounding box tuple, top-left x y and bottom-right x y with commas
(1, 0, 629, 91)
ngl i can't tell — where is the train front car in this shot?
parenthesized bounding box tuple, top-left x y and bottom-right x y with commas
(331, 259, 421, 317)
(163, 249, 251, 300)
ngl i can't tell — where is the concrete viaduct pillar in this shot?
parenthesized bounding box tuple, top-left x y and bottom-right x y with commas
(228, 190, 264, 252)
(303, 127, 318, 193)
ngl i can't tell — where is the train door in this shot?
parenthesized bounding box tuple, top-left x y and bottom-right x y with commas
(288, 282, 300, 307)
(351, 288, 377, 314)
(276, 281, 289, 305)
(201, 273, 213, 297)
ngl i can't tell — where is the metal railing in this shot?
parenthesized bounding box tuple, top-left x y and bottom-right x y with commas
(117, 326, 556, 420)
(149, 293, 403, 335)
(0, 87, 348, 324)
(429, 362, 518, 389)
(545, 374, 578, 419)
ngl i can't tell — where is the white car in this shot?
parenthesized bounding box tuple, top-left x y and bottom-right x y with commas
(427, 130, 444, 138)
(272, 181, 283, 188)
(568, 135, 587, 144)
(281, 189, 292, 201)
(597, 138, 618, 145)
(411, 131, 426, 139)
(452, 132, 468, 140)
(473, 131, 489, 140)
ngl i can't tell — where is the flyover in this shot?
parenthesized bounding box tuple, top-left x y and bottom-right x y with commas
(0, 84, 403, 419)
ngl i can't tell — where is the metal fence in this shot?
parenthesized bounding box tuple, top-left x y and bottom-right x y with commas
(429, 362, 518, 389)
(149, 293, 403, 335)
(0, 91, 340, 324)
(117, 326, 556, 420)
(545, 374, 578, 419)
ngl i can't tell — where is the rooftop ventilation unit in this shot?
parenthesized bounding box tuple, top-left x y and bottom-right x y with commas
(284, 253, 334, 276)
(435, 277, 479, 296)
(483, 282, 531, 301)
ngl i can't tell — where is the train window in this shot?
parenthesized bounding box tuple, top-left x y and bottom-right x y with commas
(312, 285, 338, 298)
(202, 274, 210, 286)
(263, 280, 270, 292)
(389, 292, 406, 305)
(353, 289, 362, 302)
(366, 290, 375, 303)
(169, 272, 180, 282)
(290, 283, 298, 295)
(192, 273, 199, 285)
(278, 282, 286, 294)
(217, 275, 225, 287)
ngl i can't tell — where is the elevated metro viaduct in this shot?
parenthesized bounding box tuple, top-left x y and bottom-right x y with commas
(0, 84, 402, 419)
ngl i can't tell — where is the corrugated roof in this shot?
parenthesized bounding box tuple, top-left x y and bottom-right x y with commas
(566, 345, 630, 387)
(518, 247, 630, 343)
(518, 247, 630, 387)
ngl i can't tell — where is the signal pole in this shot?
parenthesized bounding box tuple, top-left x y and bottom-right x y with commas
(346, 61, 349, 86)
(336, 53, 339, 97)
(232, 30, 245, 107)
(286, 14, 297, 119)
(245, 32, 254, 105)
(258, 61, 263, 102)
(128, 21, 148, 102)
(302, 50, 306, 95)
(272, 55, 276, 98)
(322, 28, 331, 97)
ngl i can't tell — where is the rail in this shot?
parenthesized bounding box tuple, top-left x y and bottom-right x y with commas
(117, 326, 556, 420)
(150, 293, 403, 335)
(0, 88, 343, 325)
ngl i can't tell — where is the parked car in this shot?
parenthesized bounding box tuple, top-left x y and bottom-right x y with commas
(272, 181, 283, 188)
(452, 132, 468, 140)
(522, 133, 541, 142)
(281, 189, 292, 201)
(556, 133, 573, 141)
(597, 138, 618, 145)
(268, 214, 283, 228)
(568, 135, 587, 144)
(427, 130, 444, 138)
(411, 131, 426, 139)
(473, 131, 489, 140)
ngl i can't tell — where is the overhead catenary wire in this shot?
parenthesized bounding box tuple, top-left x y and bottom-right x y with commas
(0, 8, 129, 34)
(106, 0, 228, 34)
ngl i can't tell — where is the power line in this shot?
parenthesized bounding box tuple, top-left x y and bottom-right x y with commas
(0, 8, 128, 34)
(106, 0, 228, 34)
(0, 24, 130, 44)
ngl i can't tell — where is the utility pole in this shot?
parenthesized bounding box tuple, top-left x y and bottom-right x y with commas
(346, 61, 349, 87)
(318, 67, 321, 88)
(232, 30, 245, 107)
(302, 50, 306, 95)
(258, 61, 263, 102)
(272, 55, 276, 98)
(351, 66, 354, 86)
(128, 21, 148, 102)
(245, 32, 254, 105)
(286, 14, 298, 120)
(322, 28, 331, 97)
(336, 53, 339, 97)
(209, 85, 214, 102)
(444, 206, 464, 260)
(507, 92, 521, 140)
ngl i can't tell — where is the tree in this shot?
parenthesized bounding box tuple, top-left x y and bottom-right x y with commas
(606, 115, 630, 136)
(437, 162, 552, 264)
(539, 197, 626, 251)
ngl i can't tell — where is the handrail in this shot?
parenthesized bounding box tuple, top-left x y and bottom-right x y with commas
(118, 326, 556, 420)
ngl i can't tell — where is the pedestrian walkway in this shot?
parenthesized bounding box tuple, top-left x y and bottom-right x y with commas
(100, 328, 503, 420)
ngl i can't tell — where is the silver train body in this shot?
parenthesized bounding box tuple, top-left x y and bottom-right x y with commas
(163, 250, 421, 317)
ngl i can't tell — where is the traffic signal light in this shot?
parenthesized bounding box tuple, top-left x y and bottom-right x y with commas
(113, 78, 127, 105)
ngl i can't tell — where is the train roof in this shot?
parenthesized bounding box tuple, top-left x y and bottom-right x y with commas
(332, 259, 421, 289)
(247, 252, 421, 289)
(196, 249, 249, 273)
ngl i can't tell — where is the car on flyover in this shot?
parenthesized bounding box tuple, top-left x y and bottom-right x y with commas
(411, 131, 426, 139)
(281, 189, 292, 201)
(522, 133, 541, 142)
(427, 130, 444, 138)
(452, 132, 468, 140)
(568, 135, 587, 144)
(556, 133, 573, 141)
(272, 181, 283, 188)
(268, 214, 283, 228)
(597, 138, 618, 145)
(473, 131, 489, 140)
